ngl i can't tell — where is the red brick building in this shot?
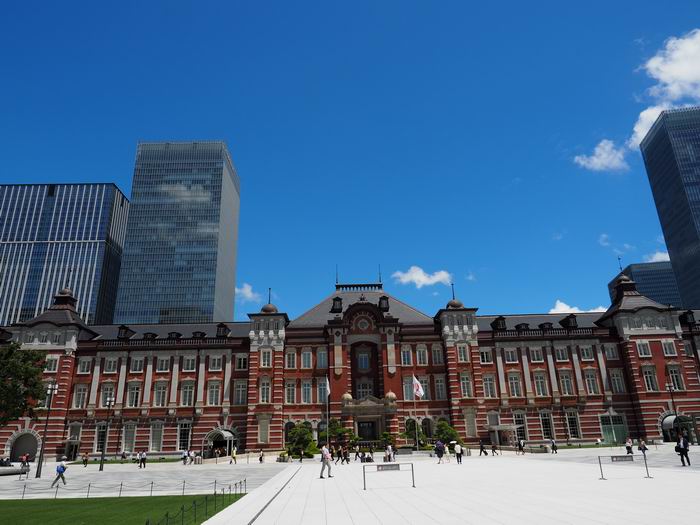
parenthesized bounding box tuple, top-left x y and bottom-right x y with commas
(2, 276, 700, 461)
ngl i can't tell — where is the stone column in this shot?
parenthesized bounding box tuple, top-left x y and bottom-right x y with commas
(571, 345, 586, 397)
(196, 353, 206, 407)
(169, 356, 180, 406)
(222, 350, 232, 411)
(115, 356, 128, 409)
(495, 348, 508, 406)
(545, 346, 560, 404)
(521, 346, 534, 403)
(88, 356, 102, 408)
(142, 354, 154, 408)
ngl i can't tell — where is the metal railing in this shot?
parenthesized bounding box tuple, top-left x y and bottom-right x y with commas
(146, 485, 243, 525)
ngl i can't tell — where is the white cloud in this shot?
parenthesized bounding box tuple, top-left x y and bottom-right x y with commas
(598, 233, 611, 247)
(552, 232, 564, 241)
(643, 250, 670, 262)
(235, 283, 262, 303)
(548, 300, 607, 314)
(574, 140, 629, 171)
(576, 28, 700, 169)
(392, 266, 452, 288)
(466, 271, 476, 282)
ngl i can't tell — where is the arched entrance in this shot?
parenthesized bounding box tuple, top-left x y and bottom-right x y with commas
(203, 428, 236, 458)
(662, 415, 696, 443)
(10, 433, 38, 461)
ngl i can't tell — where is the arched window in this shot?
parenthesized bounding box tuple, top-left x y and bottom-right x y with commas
(284, 422, 295, 443)
(421, 418, 433, 438)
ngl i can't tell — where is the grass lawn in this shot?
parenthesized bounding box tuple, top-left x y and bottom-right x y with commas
(0, 494, 243, 525)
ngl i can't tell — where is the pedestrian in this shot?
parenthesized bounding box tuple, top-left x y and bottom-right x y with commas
(140, 450, 147, 468)
(479, 439, 488, 456)
(259, 449, 264, 463)
(81, 452, 88, 467)
(51, 457, 68, 487)
(319, 444, 333, 479)
(491, 443, 499, 456)
(518, 439, 525, 455)
(335, 445, 342, 464)
(454, 443, 463, 464)
(550, 439, 558, 454)
(181, 450, 187, 465)
(230, 445, 237, 465)
(330, 445, 336, 462)
(368, 444, 374, 460)
(189, 449, 195, 464)
(625, 437, 633, 455)
(385, 444, 392, 462)
(444, 443, 451, 462)
(677, 434, 691, 466)
(137, 451, 142, 468)
(344, 446, 350, 464)
(354, 444, 361, 461)
(638, 439, 648, 457)
(121, 451, 127, 463)
(436, 440, 445, 463)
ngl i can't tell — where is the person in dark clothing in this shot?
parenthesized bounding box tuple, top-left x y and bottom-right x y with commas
(479, 440, 488, 456)
(343, 446, 350, 464)
(368, 444, 374, 460)
(491, 443, 499, 456)
(677, 435, 691, 466)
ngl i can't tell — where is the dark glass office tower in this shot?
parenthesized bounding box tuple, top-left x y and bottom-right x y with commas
(641, 107, 700, 309)
(608, 262, 682, 307)
(0, 184, 129, 325)
(114, 142, 240, 324)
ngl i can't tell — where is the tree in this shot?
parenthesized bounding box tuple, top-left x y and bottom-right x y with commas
(435, 420, 461, 445)
(287, 422, 313, 457)
(318, 418, 356, 445)
(400, 419, 426, 448)
(0, 342, 47, 426)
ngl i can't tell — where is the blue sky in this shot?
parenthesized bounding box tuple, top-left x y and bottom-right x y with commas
(2, 1, 700, 321)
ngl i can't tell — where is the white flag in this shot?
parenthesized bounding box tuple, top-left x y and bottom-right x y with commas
(325, 376, 331, 398)
(412, 375, 424, 399)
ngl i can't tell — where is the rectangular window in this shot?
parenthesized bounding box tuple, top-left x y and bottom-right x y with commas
(419, 378, 430, 400)
(260, 379, 271, 403)
(156, 358, 169, 372)
(209, 356, 222, 371)
(432, 347, 444, 365)
(301, 351, 312, 369)
(480, 348, 493, 364)
(460, 373, 473, 397)
(153, 383, 168, 407)
(504, 348, 518, 364)
(207, 382, 220, 405)
(235, 355, 248, 370)
(52, 333, 61, 345)
(514, 412, 527, 441)
(610, 369, 626, 394)
(560, 372, 574, 396)
(669, 367, 684, 391)
(508, 374, 522, 397)
(566, 412, 581, 439)
(127, 384, 141, 407)
(357, 381, 373, 398)
(317, 349, 328, 369)
(457, 344, 469, 363)
(44, 356, 58, 373)
(95, 424, 107, 453)
(534, 373, 548, 396)
(530, 348, 544, 363)
(234, 380, 247, 405)
(285, 381, 296, 404)
(258, 418, 269, 444)
(401, 347, 412, 366)
(403, 377, 414, 401)
(637, 342, 651, 357)
(73, 384, 88, 408)
(416, 346, 428, 365)
(180, 384, 194, 406)
(122, 424, 136, 453)
(580, 346, 594, 361)
(104, 358, 118, 374)
(604, 345, 619, 360)
(642, 368, 659, 391)
(317, 379, 328, 401)
(540, 412, 554, 440)
(483, 375, 497, 398)
(358, 353, 370, 370)
(130, 358, 144, 373)
(150, 423, 163, 452)
(435, 377, 446, 400)
(584, 370, 599, 394)
(555, 347, 568, 362)
(302, 380, 312, 404)
(101, 384, 115, 407)
(78, 359, 92, 374)
(182, 356, 196, 372)
(285, 351, 296, 369)
(260, 349, 272, 368)
(662, 341, 677, 357)
(178, 422, 191, 451)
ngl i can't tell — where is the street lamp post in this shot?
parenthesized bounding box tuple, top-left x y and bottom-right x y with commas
(99, 396, 115, 472)
(35, 381, 59, 478)
(666, 381, 678, 439)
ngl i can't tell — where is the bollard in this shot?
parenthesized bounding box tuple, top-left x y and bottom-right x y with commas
(643, 453, 653, 479)
(182, 480, 185, 496)
(150, 481, 153, 497)
(598, 456, 606, 480)
(214, 480, 217, 495)
(87, 483, 91, 499)
(119, 482, 123, 497)
(22, 484, 26, 500)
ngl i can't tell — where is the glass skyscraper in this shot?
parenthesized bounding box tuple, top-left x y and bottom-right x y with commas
(641, 107, 700, 309)
(0, 184, 129, 325)
(114, 142, 240, 324)
(607, 261, 682, 307)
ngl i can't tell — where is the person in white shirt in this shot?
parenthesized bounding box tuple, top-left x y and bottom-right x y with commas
(320, 445, 333, 479)
(454, 443, 463, 464)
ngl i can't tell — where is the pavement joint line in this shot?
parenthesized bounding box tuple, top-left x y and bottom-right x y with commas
(247, 465, 302, 525)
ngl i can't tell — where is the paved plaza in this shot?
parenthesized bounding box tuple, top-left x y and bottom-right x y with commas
(208, 443, 698, 525)
(0, 456, 286, 500)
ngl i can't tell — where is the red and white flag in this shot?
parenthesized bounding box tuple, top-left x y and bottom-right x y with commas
(325, 376, 331, 399)
(412, 375, 424, 399)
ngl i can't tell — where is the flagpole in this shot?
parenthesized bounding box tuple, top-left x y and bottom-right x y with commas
(414, 394, 418, 450)
(326, 375, 330, 448)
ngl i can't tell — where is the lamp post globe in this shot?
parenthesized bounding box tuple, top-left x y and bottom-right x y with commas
(98, 396, 116, 472)
(35, 382, 59, 479)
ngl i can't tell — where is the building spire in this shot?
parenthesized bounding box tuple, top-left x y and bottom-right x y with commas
(335, 264, 339, 285)
(378, 264, 382, 283)
(451, 282, 456, 300)
(268, 287, 272, 304)
(617, 255, 623, 272)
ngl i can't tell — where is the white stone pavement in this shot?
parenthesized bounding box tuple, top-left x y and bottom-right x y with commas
(0, 456, 287, 500)
(206, 444, 699, 525)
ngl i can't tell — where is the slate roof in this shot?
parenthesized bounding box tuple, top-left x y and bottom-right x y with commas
(90, 322, 251, 340)
(597, 275, 673, 323)
(476, 312, 603, 331)
(288, 286, 434, 328)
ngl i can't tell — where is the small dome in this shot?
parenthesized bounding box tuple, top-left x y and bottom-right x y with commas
(261, 303, 278, 314)
(617, 274, 632, 283)
(447, 298, 464, 309)
(341, 392, 353, 402)
(58, 288, 73, 296)
(384, 390, 397, 401)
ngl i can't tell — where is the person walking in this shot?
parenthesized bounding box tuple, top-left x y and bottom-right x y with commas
(330, 445, 336, 462)
(140, 450, 147, 469)
(189, 449, 195, 464)
(230, 445, 237, 465)
(491, 443, 499, 456)
(258, 449, 265, 463)
(550, 439, 558, 454)
(320, 444, 333, 479)
(51, 457, 68, 487)
(638, 439, 648, 457)
(354, 444, 361, 462)
(677, 434, 691, 466)
(368, 444, 374, 460)
(436, 441, 445, 464)
(343, 446, 350, 465)
(517, 439, 525, 456)
(625, 437, 633, 455)
(137, 451, 143, 468)
(454, 443, 463, 464)
(335, 446, 342, 465)
(81, 452, 89, 468)
(385, 444, 393, 462)
(479, 440, 488, 456)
